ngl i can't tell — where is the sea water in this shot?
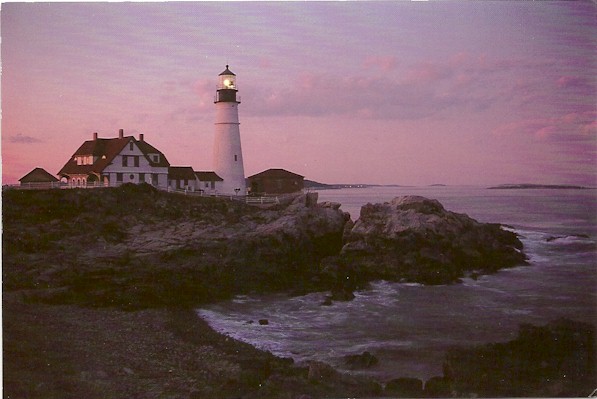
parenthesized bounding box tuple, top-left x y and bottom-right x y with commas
(198, 186, 597, 380)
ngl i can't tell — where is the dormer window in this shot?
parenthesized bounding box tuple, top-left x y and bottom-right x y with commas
(75, 155, 93, 165)
(153, 154, 159, 163)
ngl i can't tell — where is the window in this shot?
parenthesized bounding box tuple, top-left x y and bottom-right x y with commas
(205, 182, 209, 188)
(129, 142, 134, 151)
(129, 174, 134, 180)
(139, 173, 145, 182)
(152, 173, 158, 185)
(122, 156, 128, 167)
(211, 181, 215, 189)
(153, 155, 159, 163)
(134, 156, 139, 167)
(234, 155, 238, 162)
(184, 179, 188, 186)
(116, 173, 123, 182)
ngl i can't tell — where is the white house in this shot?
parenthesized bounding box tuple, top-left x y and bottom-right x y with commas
(58, 129, 170, 188)
(195, 171, 224, 195)
(167, 167, 225, 195)
(168, 166, 197, 191)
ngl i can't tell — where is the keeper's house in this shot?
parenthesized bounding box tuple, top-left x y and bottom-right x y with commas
(247, 168, 304, 195)
(58, 129, 170, 188)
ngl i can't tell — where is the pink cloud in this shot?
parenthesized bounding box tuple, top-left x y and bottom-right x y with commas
(493, 111, 597, 142)
(404, 61, 452, 84)
(363, 55, 398, 71)
(192, 79, 214, 110)
(258, 58, 273, 69)
(557, 75, 584, 88)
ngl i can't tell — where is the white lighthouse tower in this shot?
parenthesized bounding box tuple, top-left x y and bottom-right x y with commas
(212, 65, 246, 195)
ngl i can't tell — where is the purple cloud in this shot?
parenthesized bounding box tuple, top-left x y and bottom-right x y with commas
(6, 134, 43, 144)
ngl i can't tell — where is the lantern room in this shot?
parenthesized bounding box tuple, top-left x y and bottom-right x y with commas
(215, 65, 239, 103)
(217, 65, 237, 90)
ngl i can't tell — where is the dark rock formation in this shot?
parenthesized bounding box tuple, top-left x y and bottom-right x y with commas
(384, 377, 424, 397)
(344, 351, 378, 369)
(3, 186, 349, 309)
(335, 196, 526, 285)
(307, 361, 339, 381)
(424, 376, 452, 397)
(443, 318, 596, 397)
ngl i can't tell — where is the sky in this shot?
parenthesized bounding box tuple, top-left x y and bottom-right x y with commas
(2, 1, 596, 186)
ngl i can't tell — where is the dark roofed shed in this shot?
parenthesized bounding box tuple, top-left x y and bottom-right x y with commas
(19, 167, 59, 184)
(247, 168, 304, 194)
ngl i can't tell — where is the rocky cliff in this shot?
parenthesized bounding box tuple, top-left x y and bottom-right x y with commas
(4, 188, 527, 308)
(324, 196, 526, 291)
(3, 185, 348, 308)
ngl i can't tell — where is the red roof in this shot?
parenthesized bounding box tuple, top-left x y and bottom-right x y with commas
(136, 140, 170, 167)
(19, 167, 59, 183)
(247, 168, 304, 180)
(58, 135, 169, 177)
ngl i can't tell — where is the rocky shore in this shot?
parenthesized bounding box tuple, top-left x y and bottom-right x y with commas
(329, 196, 526, 292)
(4, 184, 592, 398)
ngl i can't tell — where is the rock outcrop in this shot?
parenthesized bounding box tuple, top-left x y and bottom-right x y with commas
(4, 188, 527, 308)
(332, 196, 526, 286)
(3, 185, 349, 308)
(344, 351, 379, 369)
(443, 318, 596, 397)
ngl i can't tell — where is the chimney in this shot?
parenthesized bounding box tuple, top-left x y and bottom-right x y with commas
(118, 128, 124, 139)
(93, 132, 98, 141)
(139, 133, 144, 142)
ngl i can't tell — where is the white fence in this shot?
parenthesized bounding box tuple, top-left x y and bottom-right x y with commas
(5, 181, 67, 190)
(165, 186, 284, 205)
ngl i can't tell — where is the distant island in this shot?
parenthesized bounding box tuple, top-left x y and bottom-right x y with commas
(304, 180, 404, 190)
(488, 184, 590, 190)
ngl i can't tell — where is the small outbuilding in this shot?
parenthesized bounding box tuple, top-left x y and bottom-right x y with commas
(195, 171, 223, 194)
(19, 167, 60, 188)
(247, 168, 304, 195)
(168, 166, 197, 191)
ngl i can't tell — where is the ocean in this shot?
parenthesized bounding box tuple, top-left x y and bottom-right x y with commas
(198, 186, 597, 381)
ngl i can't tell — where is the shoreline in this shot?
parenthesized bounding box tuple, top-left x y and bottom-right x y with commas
(4, 186, 593, 398)
(4, 291, 386, 398)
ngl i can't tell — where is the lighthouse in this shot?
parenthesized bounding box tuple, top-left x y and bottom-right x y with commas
(212, 65, 246, 195)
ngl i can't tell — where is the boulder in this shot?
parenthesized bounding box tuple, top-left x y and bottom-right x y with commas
(384, 377, 424, 397)
(330, 288, 355, 302)
(338, 196, 526, 285)
(443, 319, 596, 397)
(424, 376, 452, 397)
(344, 351, 378, 369)
(307, 361, 338, 381)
